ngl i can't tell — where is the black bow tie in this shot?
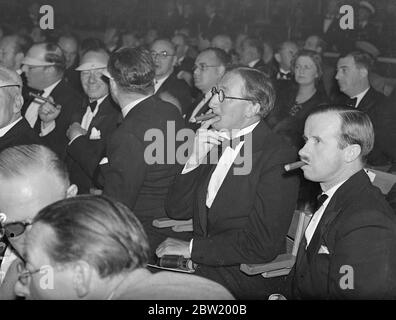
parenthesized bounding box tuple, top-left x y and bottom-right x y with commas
(346, 97, 357, 108)
(277, 71, 292, 80)
(88, 101, 98, 112)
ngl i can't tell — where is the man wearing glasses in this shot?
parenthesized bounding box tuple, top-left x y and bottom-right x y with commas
(65, 48, 120, 194)
(156, 67, 300, 299)
(0, 144, 77, 299)
(150, 39, 192, 117)
(21, 42, 83, 158)
(0, 67, 41, 152)
(187, 47, 230, 129)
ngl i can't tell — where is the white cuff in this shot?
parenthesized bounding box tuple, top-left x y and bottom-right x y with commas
(189, 238, 193, 255)
(68, 134, 83, 146)
(40, 120, 56, 137)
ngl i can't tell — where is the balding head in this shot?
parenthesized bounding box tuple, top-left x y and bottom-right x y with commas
(0, 66, 23, 128)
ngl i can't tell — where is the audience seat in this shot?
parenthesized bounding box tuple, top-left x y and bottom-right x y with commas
(152, 217, 193, 232)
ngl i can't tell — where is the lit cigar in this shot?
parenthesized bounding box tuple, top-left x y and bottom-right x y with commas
(29, 92, 57, 106)
(284, 160, 306, 172)
(195, 113, 217, 122)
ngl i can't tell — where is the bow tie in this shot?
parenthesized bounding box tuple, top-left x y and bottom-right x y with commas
(346, 97, 357, 108)
(88, 101, 98, 112)
(277, 71, 292, 80)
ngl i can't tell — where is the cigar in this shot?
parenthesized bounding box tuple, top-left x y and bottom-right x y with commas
(194, 113, 217, 122)
(29, 92, 57, 106)
(284, 160, 306, 172)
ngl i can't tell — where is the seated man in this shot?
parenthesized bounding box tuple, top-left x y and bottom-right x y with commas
(0, 67, 42, 152)
(14, 195, 234, 300)
(0, 144, 78, 299)
(291, 106, 396, 299)
(66, 48, 120, 194)
(157, 67, 300, 299)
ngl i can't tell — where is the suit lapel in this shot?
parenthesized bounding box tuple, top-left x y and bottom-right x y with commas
(357, 88, 375, 113)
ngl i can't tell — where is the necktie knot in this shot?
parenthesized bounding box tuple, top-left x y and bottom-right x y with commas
(277, 71, 291, 80)
(316, 193, 328, 210)
(347, 97, 357, 108)
(88, 101, 98, 112)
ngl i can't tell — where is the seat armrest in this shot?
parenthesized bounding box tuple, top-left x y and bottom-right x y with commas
(262, 268, 292, 278)
(172, 224, 193, 232)
(240, 254, 296, 275)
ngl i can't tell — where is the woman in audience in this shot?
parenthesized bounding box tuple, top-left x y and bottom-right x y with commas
(273, 49, 329, 149)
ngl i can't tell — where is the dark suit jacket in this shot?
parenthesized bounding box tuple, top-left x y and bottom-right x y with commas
(66, 95, 121, 194)
(0, 118, 42, 152)
(156, 73, 192, 117)
(292, 170, 396, 299)
(337, 87, 396, 169)
(101, 95, 185, 221)
(166, 120, 300, 298)
(22, 79, 83, 159)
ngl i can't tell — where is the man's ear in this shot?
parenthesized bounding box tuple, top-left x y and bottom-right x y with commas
(15, 53, 25, 69)
(246, 102, 261, 118)
(72, 261, 92, 299)
(274, 52, 281, 63)
(359, 67, 368, 78)
(66, 184, 78, 198)
(344, 144, 362, 163)
(171, 55, 177, 67)
(13, 94, 24, 114)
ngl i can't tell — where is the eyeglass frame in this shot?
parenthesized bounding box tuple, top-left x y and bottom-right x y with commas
(16, 260, 42, 286)
(193, 64, 220, 72)
(0, 221, 31, 240)
(150, 51, 176, 59)
(211, 87, 254, 103)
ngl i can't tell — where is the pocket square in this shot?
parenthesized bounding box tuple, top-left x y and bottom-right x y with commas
(89, 127, 101, 140)
(318, 245, 330, 254)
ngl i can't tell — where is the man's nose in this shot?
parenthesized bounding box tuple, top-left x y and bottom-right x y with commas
(14, 279, 30, 299)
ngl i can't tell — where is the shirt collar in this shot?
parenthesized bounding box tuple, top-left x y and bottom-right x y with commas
(320, 179, 347, 206)
(219, 121, 260, 140)
(351, 87, 370, 108)
(0, 117, 23, 137)
(89, 94, 108, 109)
(154, 73, 171, 93)
(42, 79, 62, 97)
(248, 59, 260, 68)
(121, 95, 152, 118)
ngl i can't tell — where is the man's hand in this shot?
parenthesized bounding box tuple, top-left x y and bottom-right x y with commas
(188, 115, 224, 165)
(66, 122, 87, 141)
(38, 96, 61, 124)
(156, 238, 191, 258)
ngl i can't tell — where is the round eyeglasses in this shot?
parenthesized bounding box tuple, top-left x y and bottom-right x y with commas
(17, 261, 42, 286)
(0, 221, 31, 239)
(150, 51, 176, 59)
(193, 64, 220, 72)
(211, 87, 254, 103)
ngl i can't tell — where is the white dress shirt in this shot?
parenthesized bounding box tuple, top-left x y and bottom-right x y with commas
(154, 74, 171, 93)
(182, 121, 259, 208)
(248, 59, 260, 68)
(189, 90, 213, 123)
(24, 79, 61, 135)
(0, 117, 23, 138)
(304, 180, 346, 248)
(81, 95, 108, 130)
(0, 248, 17, 285)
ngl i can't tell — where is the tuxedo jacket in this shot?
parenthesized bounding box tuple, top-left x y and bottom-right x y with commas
(156, 73, 192, 116)
(166, 120, 300, 266)
(291, 170, 396, 299)
(0, 118, 43, 152)
(337, 88, 396, 168)
(101, 95, 185, 220)
(66, 96, 121, 194)
(22, 79, 83, 159)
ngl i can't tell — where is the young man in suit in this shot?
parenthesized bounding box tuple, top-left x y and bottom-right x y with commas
(291, 106, 396, 299)
(335, 51, 396, 169)
(21, 42, 83, 158)
(65, 48, 120, 194)
(156, 67, 300, 298)
(150, 39, 192, 117)
(100, 47, 186, 252)
(0, 66, 41, 152)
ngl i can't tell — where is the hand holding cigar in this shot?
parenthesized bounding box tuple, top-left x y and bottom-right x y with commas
(29, 92, 57, 106)
(284, 160, 306, 172)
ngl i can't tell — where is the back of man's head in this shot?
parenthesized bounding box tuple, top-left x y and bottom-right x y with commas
(108, 47, 155, 95)
(342, 51, 373, 74)
(33, 195, 149, 277)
